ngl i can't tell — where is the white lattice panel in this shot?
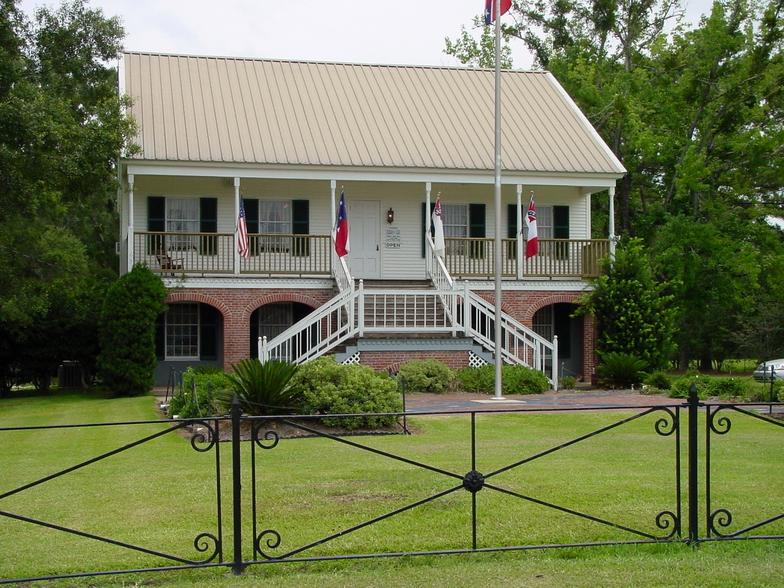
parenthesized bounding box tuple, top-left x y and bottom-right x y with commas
(341, 352, 361, 365)
(468, 351, 488, 368)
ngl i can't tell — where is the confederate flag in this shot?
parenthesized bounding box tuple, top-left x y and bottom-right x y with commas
(484, 0, 512, 25)
(525, 195, 538, 258)
(335, 191, 350, 257)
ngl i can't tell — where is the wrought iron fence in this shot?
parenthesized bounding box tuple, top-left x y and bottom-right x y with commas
(1, 386, 782, 583)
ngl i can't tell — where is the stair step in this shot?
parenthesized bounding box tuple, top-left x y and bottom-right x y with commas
(362, 279, 433, 289)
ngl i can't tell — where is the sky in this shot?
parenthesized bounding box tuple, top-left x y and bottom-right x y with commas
(19, 0, 717, 69)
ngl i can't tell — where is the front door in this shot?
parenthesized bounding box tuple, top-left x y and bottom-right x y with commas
(348, 200, 380, 279)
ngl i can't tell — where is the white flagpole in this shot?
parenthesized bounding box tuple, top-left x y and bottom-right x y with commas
(492, 0, 505, 400)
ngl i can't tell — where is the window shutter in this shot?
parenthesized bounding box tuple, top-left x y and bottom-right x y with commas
(506, 203, 518, 260)
(469, 203, 486, 258)
(199, 304, 218, 361)
(199, 197, 218, 255)
(244, 199, 259, 233)
(554, 206, 569, 239)
(421, 202, 436, 258)
(554, 205, 569, 260)
(292, 199, 309, 257)
(147, 197, 166, 254)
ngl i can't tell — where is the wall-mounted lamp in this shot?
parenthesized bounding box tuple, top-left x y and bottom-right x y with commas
(386, 208, 395, 224)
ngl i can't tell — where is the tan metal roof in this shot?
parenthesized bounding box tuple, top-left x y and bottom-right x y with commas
(122, 52, 625, 175)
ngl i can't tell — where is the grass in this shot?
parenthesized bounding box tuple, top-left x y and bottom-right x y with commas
(1, 390, 783, 586)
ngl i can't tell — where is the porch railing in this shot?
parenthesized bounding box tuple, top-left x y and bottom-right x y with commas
(134, 232, 331, 276)
(444, 238, 609, 279)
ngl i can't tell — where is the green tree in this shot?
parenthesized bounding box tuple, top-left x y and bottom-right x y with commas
(98, 265, 166, 396)
(577, 239, 676, 369)
(0, 0, 134, 393)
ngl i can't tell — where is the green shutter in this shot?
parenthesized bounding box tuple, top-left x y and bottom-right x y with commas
(421, 202, 435, 258)
(147, 197, 166, 255)
(292, 199, 309, 257)
(199, 197, 218, 255)
(469, 203, 486, 258)
(244, 198, 259, 256)
(199, 304, 218, 361)
(507, 203, 517, 260)
(554, 205, 569, 260)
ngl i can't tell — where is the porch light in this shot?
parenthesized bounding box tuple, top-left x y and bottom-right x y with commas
(386, 208, 394, 224)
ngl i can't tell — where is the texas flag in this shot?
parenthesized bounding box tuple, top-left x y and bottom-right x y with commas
(525, 195, 538, 258)
(484, 0, 512, 25)
(335, 191, 350, 257)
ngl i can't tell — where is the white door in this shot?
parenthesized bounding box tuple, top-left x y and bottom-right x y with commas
(348, 200, 380, 279)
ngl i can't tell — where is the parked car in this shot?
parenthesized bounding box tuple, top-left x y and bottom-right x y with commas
(753, 359, 784, 382)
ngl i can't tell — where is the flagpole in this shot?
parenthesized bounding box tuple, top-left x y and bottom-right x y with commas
(492, 0, 504, 400)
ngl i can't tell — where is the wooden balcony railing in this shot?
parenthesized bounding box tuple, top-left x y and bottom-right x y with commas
(444, 238, 609, 279)
(134, 232, 332, 276)
(134, 232, 607, 279)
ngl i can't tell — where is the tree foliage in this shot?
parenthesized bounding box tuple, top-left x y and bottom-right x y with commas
(97, 265, 166, 396)
(577, 239, 676, 369)
(447, 0, 784, 367)
(0, 0, 134, 393)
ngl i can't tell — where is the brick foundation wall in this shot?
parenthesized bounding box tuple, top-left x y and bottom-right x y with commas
(164, 287, 336, 371)
(359, 350, 471, 372)
(163, 285, 597, 382)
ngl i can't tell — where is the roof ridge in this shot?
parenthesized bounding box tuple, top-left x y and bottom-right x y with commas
(120, 50, 548, 75)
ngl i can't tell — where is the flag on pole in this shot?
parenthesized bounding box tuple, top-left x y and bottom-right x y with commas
(484, 0, 512, 25)
(432, 196, 445, 257)
(525, 194, 538, 258)
(237, 198, 249, 258)
(335, 191, 350, 257)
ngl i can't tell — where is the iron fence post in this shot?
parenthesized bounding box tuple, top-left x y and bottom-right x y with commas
(231, 395, 245, 575)
(688, 383, 699, 544)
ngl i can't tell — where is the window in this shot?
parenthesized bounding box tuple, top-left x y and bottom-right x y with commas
(443, 204, 468, 255)
(166, 303, 199, 359)
(256, 303, 293, 342)
(523, 206, 553, 239)
(166, 198, 199, 250)
(257, 200, 292, 252)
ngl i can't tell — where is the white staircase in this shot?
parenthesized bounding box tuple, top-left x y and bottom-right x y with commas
(258, 235, 559, 387)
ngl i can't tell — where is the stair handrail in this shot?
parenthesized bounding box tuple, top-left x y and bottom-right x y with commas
(460, 287, 559, 388)
(425, 234, 458, 334)
(260, 288, 358, 364)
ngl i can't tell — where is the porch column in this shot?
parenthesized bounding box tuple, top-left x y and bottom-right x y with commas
(425, 182, 432, 233)
(127, 173, 134, 273)
(330, 180, 336, 224)
(234, 177, 241, 275)
(608, 186, 616, 260)
(516, 184, 523, 280)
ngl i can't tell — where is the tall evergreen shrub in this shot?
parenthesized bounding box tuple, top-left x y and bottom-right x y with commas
(97, 265, 166, 395)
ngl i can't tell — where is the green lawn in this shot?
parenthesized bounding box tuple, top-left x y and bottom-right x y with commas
(1, 391, 783, 587)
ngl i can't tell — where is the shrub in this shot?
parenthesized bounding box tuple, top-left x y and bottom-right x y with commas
(644, 371, 672, 391)
(97, 265, 166, 396)
(294, 357, 401, 430)
(669, 375, 710, 399)
(219, 359, 302, 416)
(561, 376, 577, 390)
(397, 360, 454, 393)
(167, 367, 231, 419)
(706, 377, 747, 400)
(455, 364, 550, 395)
(597, 352, 647, 388)
(455, 365, 493, 393)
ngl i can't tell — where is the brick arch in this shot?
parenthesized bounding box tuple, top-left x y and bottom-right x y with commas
(522, 293, 582, 324)
(165, 292, 231, 320)
(243, 293, 323, 323)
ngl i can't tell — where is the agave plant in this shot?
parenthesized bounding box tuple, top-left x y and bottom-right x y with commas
(220, 359, 302, 416)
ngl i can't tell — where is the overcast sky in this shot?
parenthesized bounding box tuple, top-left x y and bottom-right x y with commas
(20, 0, 716, 69)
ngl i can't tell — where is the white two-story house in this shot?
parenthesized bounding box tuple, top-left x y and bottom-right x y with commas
(117, 52, 625, 387)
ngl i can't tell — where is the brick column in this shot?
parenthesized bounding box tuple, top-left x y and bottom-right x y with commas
(223, 314, 249, 371)
(583, 314, 597, 383)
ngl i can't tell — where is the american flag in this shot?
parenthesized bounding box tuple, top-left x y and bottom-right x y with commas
(237, 199, 249, 258)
